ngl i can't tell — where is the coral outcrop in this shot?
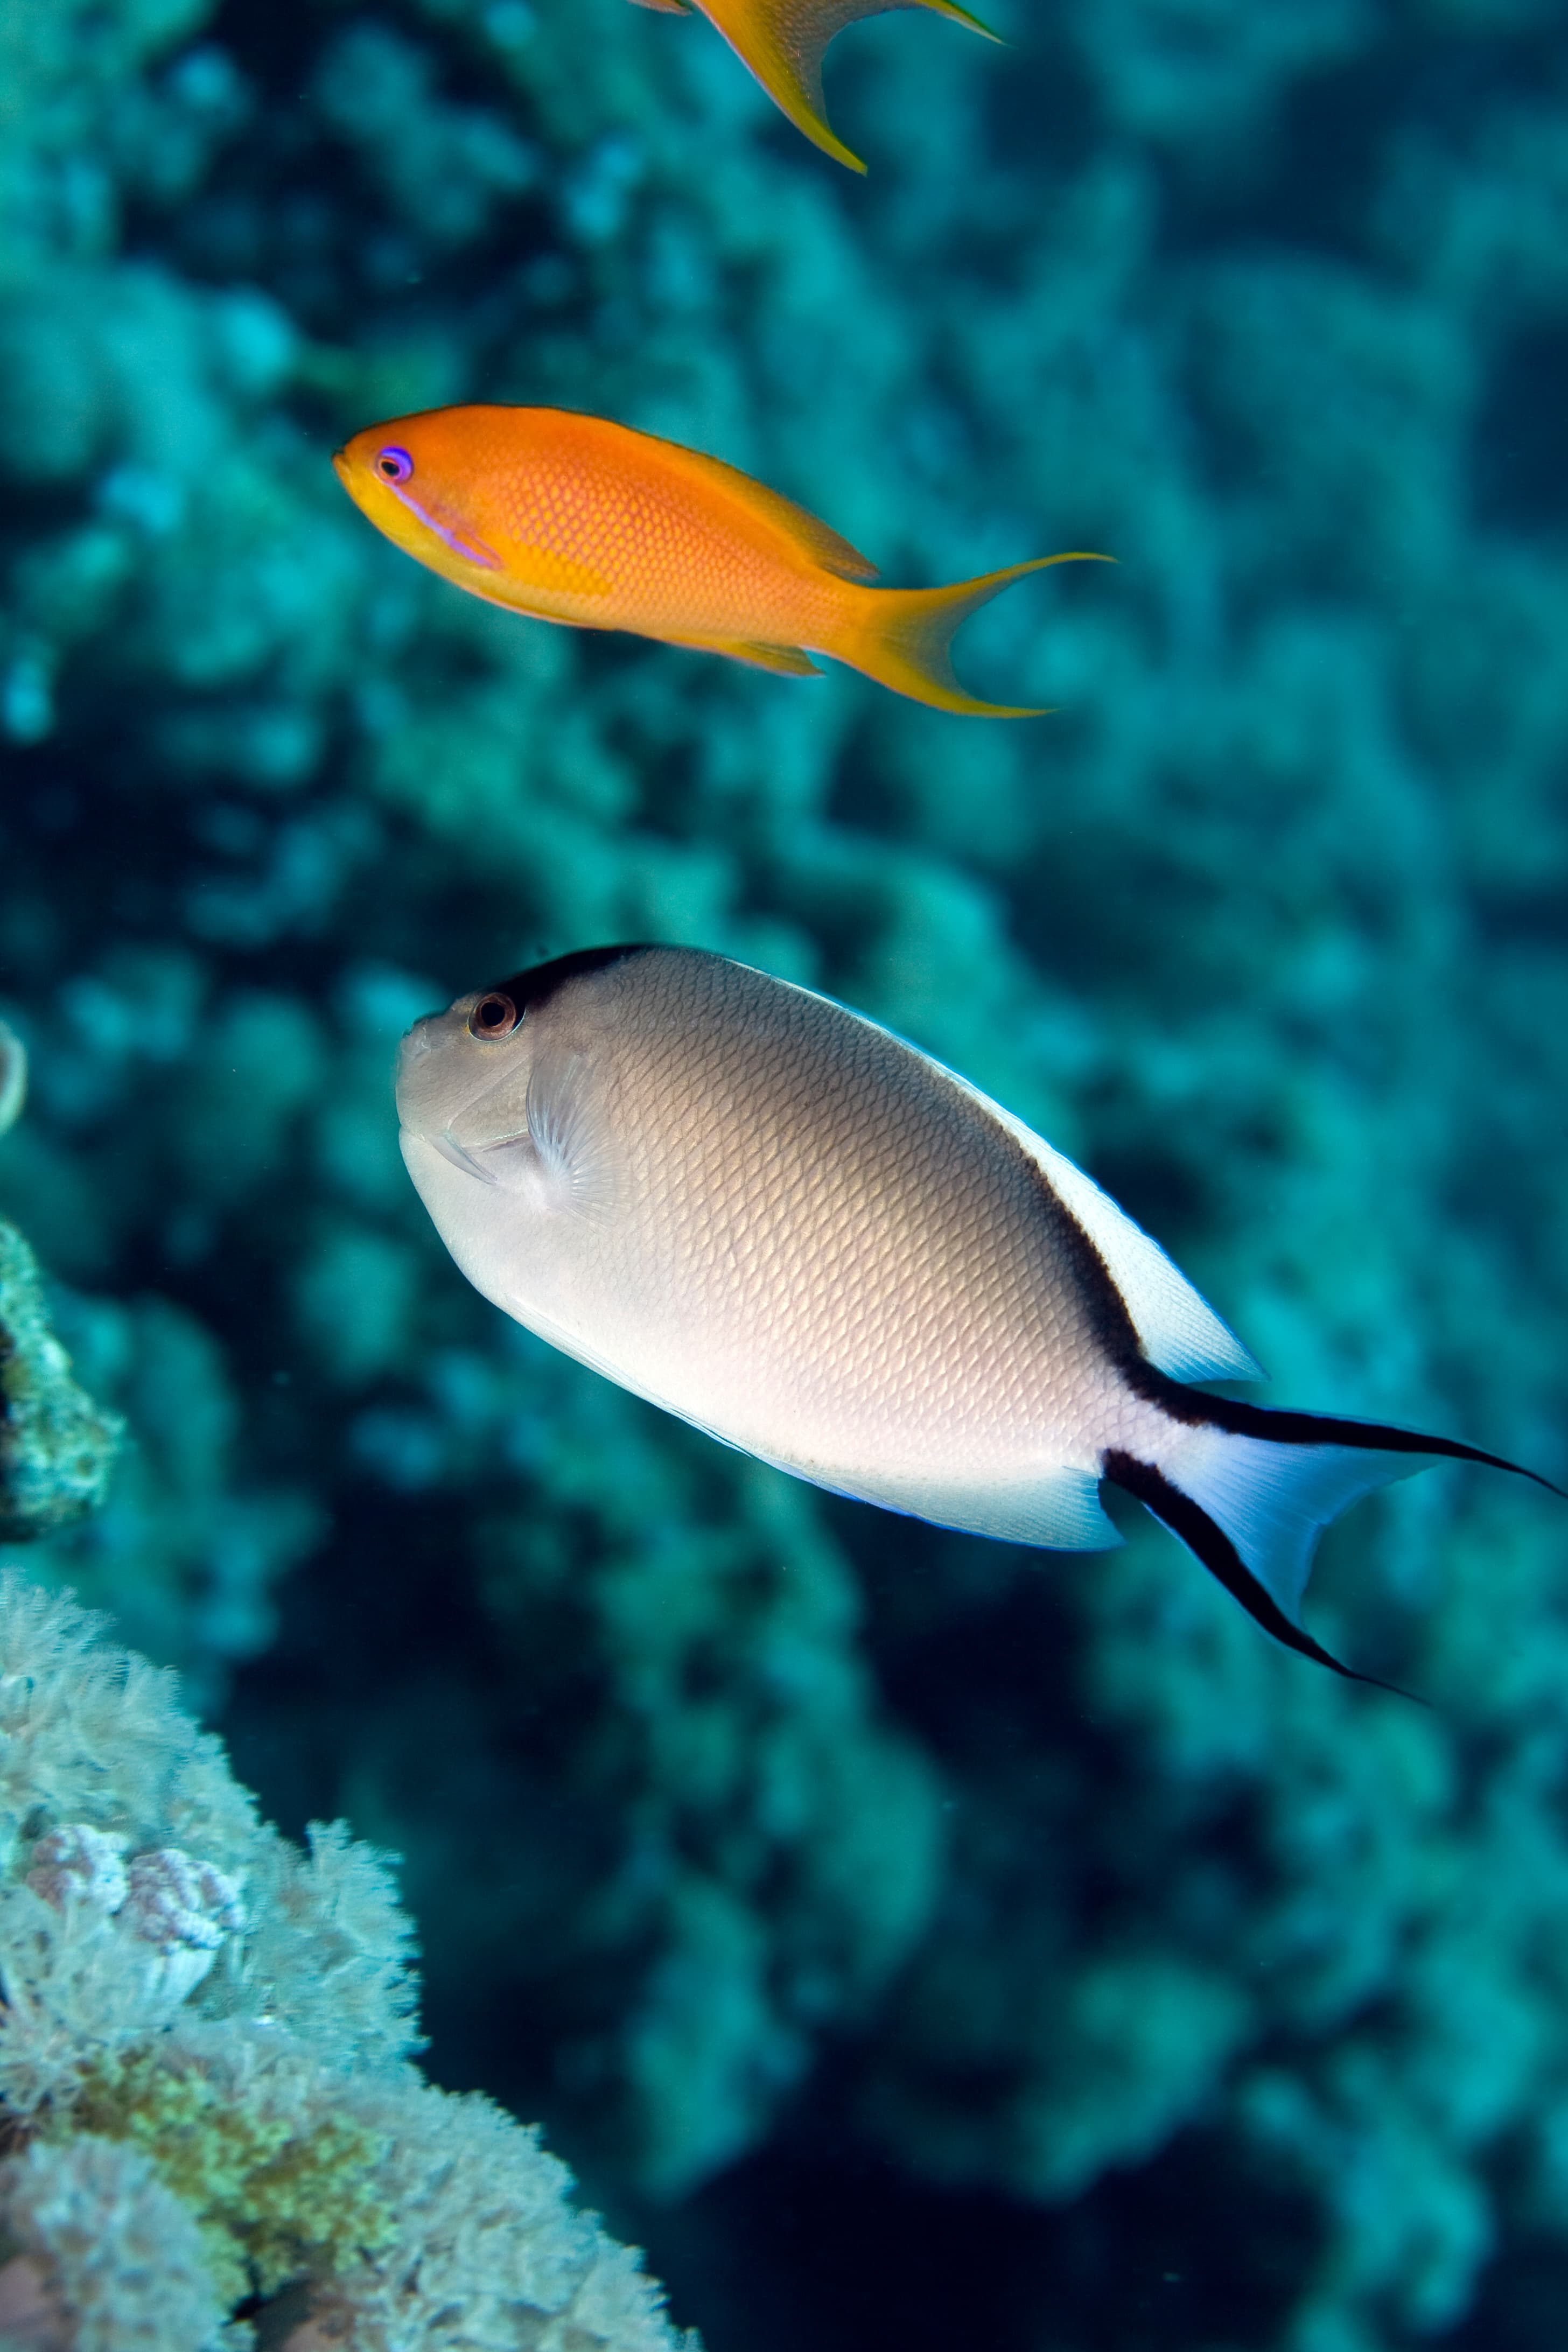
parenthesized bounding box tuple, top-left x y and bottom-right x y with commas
(0, 1224, 123, 1548)
(0, 1570, 693, 2351)
(0, 1027, 123, 1546)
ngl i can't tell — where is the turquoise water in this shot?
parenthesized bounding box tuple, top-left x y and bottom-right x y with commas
(1, 1, 1566, 2343)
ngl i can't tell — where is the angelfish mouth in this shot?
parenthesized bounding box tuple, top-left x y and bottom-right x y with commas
(428, 1130, 500, 1184)
(425, 1120, 534, 1182)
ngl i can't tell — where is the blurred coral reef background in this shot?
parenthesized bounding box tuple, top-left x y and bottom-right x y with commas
(1, 0, 1566, 2346)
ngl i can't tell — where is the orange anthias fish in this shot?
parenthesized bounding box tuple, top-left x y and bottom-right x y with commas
(627, 0, 999, 173)
(333, 404, 1108, 717)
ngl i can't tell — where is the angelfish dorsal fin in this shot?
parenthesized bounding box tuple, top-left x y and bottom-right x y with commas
(1022, 1129, 1263, 1384)
(764, 965, 1263, 1388)
(940, 1075, 1263, 1385)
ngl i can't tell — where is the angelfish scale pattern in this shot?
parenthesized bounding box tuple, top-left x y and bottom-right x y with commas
(564, 954, 1126, 1487)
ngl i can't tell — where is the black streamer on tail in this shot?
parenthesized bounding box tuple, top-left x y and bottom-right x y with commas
(1134, 1374, 1564, 1496)
(1105, 1389, 1561, 1691)
(1102, 1450, 1407, 1691)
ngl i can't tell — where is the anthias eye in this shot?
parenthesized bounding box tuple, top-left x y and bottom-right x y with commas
(470, 992, 519, 1039)
(375, 446, 414, 484)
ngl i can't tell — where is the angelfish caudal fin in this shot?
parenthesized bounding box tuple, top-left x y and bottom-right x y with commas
(1104, 1402, 1561, 1682)
(837, 553, 1113, 717)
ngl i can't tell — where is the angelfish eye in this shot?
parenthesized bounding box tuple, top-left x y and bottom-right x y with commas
(470, 992, 519, 1040)
(375, 446, 414, 484)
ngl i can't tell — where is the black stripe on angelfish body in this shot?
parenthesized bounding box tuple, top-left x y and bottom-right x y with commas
(485, 943, 659, 1020)
(1101, 1451, 1415, 1695)
(1120, 1361, 1563, 1499)
(1028, 1149, 1559, 1509)
(988, 1127, 1153, 1363)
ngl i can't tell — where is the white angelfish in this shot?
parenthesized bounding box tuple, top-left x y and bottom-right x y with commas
(396, 945, 1552, 1679)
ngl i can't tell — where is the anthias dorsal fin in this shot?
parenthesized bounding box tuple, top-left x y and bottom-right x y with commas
(656, 436, 880, 580)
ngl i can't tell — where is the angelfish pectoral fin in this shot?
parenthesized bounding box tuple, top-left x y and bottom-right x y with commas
(524, 1049, 620, 1220)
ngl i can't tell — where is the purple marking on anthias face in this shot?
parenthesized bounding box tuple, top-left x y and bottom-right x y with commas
(378, 454, 501, 571)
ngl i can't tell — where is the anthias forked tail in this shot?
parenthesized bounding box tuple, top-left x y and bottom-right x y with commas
(631, 0, 1001, 174)
(1105, 1383, 1562, 1684)
(838, 552, 1114, 716)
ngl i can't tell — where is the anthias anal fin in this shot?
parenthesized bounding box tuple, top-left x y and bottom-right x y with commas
(715, 639, 823, 675)
(694, 0, 997, 173)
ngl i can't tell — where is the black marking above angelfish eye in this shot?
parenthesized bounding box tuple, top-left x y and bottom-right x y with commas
(375, 446, 414, 483)
(470, 991, 520, 1040)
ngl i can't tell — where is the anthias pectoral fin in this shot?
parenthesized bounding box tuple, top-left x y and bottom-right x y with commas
(692, 0, 999, 173)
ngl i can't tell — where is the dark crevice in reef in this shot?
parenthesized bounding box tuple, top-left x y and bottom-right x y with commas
(645, 2126, 1319, 2352)
(1159, 21, 1568, 267)
(1473, 319, 1568, 540)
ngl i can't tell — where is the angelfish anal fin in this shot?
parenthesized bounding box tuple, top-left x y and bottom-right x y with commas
(817, 1460, 1122, 1551)
(627, 0, 693, 13)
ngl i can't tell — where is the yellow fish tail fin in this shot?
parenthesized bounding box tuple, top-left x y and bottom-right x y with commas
(676, 1, 1000, 170)
(838, 552, 1112, 717)
(693, 0, 867, 169)
(920, 0, 1004, 44)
